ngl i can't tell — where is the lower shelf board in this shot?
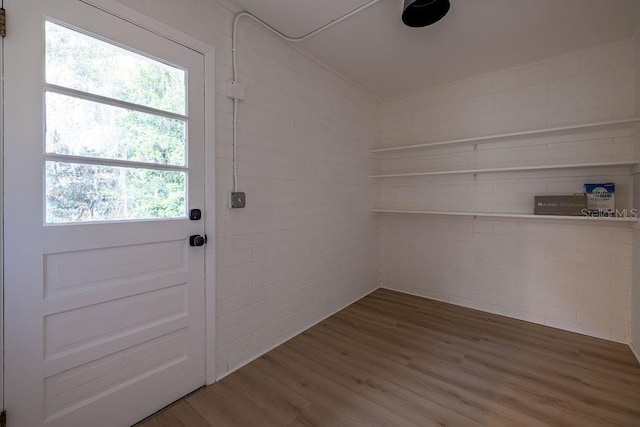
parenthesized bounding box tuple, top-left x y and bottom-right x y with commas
(370, 209, 640, 224)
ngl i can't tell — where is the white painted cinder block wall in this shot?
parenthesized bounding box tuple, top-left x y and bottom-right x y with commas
(112, 0, 380, 377)
(376, 41, 637, 343)
(111, 0, 640, 373)
(632, 31, 640, 357)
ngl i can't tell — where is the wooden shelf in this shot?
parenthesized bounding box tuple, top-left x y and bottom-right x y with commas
(370, 118, 640, 154)
(370, 161, 639, 179)
(371, 209, 639, 223)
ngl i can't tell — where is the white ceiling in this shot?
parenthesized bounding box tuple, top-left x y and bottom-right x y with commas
(228, 0, 640, 99)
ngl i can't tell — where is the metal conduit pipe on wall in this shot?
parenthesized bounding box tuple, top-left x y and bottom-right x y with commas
(228, 0, 383, 198)
(228, 0, 451, 200)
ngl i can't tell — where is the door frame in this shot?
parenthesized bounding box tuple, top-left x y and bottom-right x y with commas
(1, 0, 218, 396)
(1, 0, 5, 411)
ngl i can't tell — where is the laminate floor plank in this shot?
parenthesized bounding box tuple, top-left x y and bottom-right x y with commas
(286, 328, 547, 426)
(316, 316, 418, 365)
(457, 353, 640, 426)
(327, 310, 471, 365)
(255, 351, 401, 426)
(138, 401, 211, 427)
(218, 366, 309, 426)
(141, 289, 640, 426)
(270, 346, 416, 427)
(470, 339, 640, 405)
(186, 381, 278, 426)
(358, 295, 583, 356)
(287, 403, 345, 427)
(285, 333, 478, 427)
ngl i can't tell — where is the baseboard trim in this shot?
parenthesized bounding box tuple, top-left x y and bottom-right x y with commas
(215, 285, 380, 382)
(378, 285, 450, 305)
(631, 343, 640, 364)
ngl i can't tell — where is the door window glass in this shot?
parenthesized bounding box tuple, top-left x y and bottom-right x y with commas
(44, 21, 188, 223)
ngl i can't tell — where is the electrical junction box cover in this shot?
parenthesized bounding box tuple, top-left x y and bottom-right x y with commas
(226, 80, 245, 101)
(230, 192, 246, 209)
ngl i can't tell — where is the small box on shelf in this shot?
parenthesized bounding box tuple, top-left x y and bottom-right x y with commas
(534, 195, 587, 216)
(585, 183, 614, 214)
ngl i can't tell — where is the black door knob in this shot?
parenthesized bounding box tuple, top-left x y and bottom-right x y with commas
(189, 235, 207, 247)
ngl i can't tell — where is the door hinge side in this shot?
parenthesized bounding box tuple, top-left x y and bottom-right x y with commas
(0, 8, 6, 38)
(1, 410, 7, 427)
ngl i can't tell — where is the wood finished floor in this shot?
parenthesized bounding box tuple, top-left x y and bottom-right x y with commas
(141, 288, 640, 426)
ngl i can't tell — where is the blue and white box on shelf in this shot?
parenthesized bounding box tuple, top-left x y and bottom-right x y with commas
(584, 183, 614, 214)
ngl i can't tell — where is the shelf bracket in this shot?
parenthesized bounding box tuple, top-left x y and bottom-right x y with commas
(473, 143, 478, 152)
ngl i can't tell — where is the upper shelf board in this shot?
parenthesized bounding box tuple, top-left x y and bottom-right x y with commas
(371, 118, 640, 154)
(370, 209, 639, 223)
(370, 161, 639, 178)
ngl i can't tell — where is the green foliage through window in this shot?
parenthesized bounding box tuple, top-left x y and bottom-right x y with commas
(44, 21, 188, 223)
(46, 162, 186, 223)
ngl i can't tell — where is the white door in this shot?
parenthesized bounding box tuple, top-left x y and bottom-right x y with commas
(4, 1, 207, 426)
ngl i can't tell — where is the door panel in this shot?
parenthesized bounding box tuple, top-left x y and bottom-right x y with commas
(4, 1, 206, 426)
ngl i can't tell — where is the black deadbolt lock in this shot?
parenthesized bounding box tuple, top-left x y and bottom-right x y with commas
(189, 235, 207, 247)
(190, 209, 202, 221)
